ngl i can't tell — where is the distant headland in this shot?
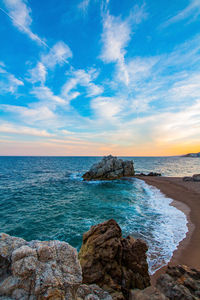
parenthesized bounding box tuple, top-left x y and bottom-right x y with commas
(182, 152, 200, 157)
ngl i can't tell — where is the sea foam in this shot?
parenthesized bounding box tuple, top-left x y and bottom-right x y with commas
(137, 179, 188, 274)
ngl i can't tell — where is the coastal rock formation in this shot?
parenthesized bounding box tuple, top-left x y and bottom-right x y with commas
(156, 265, 200, 300)
(77, 284, 112, 300)
(183, 173, 200, 182)
(82, 155, 135, 180)
(136, 172, 161, 177)
(131, 265, 200, 300)
(79, 219, 150, 300)
(130, 287, 167, 300)
(0, 233, 82, 299)
(182, 152, 200, 157)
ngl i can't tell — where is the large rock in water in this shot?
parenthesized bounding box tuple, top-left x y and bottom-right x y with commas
(0, 233, 111, 300)
(79, 219, 150, 300)
(83, 155, 135, 180)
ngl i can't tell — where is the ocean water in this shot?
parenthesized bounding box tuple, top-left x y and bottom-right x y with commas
(0, 156, 199, 274)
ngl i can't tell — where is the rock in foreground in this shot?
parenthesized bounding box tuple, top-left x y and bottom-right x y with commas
(79, 219, 150, 299)
(83, 155, 135, 180)
(0, 233, 110, 300)
(131, 265, 200, 300)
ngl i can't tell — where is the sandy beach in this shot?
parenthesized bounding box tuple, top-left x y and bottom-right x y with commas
(138, 176, 200, 283)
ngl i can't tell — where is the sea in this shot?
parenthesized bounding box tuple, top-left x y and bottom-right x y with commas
(0, 156, 200, 274)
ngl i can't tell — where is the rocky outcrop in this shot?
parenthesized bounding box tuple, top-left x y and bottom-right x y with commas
(182, 152, 200, 157)
(183, 174, 200, 182)
(156, 265, 200, 300)
(77, 284, 112, 300)
(130, 287, 167, 300)
(82, 155, 135, 180)
(136, 172, 161, 177)
(131, 265, 200, 300)
(0, 233, 110, 300)
(79, 219, 150, 300)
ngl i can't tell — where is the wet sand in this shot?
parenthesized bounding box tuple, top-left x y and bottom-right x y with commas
(138, 176, 200, 284)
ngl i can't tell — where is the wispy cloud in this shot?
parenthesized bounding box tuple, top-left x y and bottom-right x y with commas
(0, 122, 53, 137)
(100, 4, 147, 85)
(31, 86, 66, 104)
(62, 68, 103, 98)
(0, 63, 24, 94)
(2, 0, 46, 44)
(41, 41, 72, 68)
(163, 0, 200, 27)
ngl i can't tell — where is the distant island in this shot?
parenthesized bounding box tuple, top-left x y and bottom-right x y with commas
(182, 152, 200, 157)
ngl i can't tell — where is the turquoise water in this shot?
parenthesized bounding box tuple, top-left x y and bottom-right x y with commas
(0, 156, 199, 273)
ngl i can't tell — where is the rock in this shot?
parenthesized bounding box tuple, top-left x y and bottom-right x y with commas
(183, 174, 200, 182)
(156, 265, 200, 300)
(136, 172, 161, 177)
(130, 287, 167, 300)
(0, 232, 82, 299)
(183, 176, 193, 182)
(77, 284, 112, 300)
(79, 219, 150, 300)
(147, 172, 161, 177)
(192, 174, 200, 182)
(82, 155, 135, 180)
(182, 152, 200, 157)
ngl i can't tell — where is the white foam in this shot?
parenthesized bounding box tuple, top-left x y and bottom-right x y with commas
(136, 179, 188, 274)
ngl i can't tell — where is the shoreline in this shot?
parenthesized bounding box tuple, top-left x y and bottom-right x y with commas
(138, 176, 200, 284)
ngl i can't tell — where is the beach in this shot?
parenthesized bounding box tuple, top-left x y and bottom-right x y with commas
(139, 176, 200, 283)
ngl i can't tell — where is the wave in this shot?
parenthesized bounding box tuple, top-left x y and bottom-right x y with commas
(137, 179, 188, 274)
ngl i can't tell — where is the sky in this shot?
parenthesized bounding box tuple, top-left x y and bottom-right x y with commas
(0, 0, 200, 156)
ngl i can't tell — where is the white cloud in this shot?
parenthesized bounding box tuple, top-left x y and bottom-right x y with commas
(41, 41, 72, 69)
(62, 68, 103, 98)
(163, 0, 200, 27)
(27, 41, 72, 86)
(27, 62, 46, 84)
(31, 86, 66, 104)
(100, 5, 147, 86)
(91, 96, 124, 119)
(1, 104, 56, 123)
(0, 122, 53, 137)
(2, 0, 45, 44)
(100, 12, 131, 85)
(0, 63, 24, 94)
(78, 0, 90, 15)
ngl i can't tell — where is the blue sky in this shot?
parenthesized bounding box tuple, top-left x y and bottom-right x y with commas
(0, 0, 200, 155)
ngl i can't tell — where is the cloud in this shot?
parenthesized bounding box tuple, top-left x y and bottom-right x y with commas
(2, 0, 45, 44)
(0, 63, 24, 94)
(100, 5, 147, 86)
(0, 122, 53, 137)
(0, 104, 56, 123)
(78, 0, 90, 15)
(31, 86, 66, 104)
(41, 41, 72, 68)
(91, 96, 124, 120)
(100, 12, 131, 85)
(27, 41, 72, 84)
(26, 62, 46, 84)
(62, 68, 103, 98)
(163, 0, 200, 27)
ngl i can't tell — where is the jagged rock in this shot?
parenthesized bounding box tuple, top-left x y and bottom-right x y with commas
(0, 233, 82, 299)
(193, 174, 200, 182)
(77, 284, 112, 300)
(156, 265, 200, 300)
(82, 155, 135, 180)
(130, 286, 167, 300)
(183, 174, 200, 182)
(136, 172, 161, 177)
(79, 219, 150, 300)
